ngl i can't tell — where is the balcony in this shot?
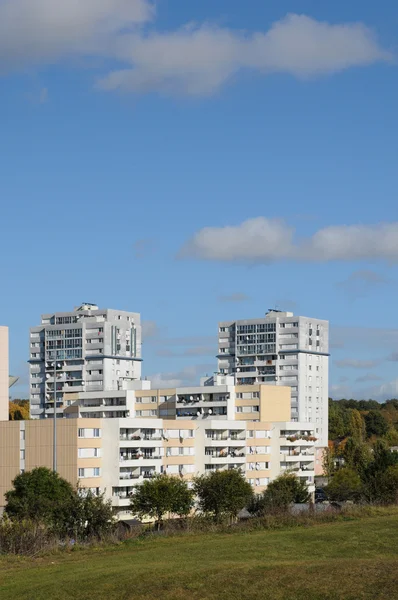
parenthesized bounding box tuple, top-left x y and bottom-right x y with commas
(119, 452, 162, 465)
(205, 450, 246, 463)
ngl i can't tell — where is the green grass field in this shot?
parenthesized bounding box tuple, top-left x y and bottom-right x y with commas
(1, 510, 398, 600)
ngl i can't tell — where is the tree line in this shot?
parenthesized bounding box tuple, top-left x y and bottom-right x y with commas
(329, 398, 398, 445)
(324, 407, 398, 504)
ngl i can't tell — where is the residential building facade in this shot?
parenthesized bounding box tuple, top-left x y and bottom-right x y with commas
(217, 310, 329, 448)
(29, 304, 142, 419)
(0, 416, 316, 519)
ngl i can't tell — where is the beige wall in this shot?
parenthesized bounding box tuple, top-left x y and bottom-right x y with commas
(25, 420, 80, 486)
(259, 385, 291, 422)
(0, 327, 9, 422)
(0, 421, 20, 506)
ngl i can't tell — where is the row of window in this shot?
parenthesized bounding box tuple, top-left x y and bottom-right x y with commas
(236, 406, 259, 413)
(135, 410, 157, 417)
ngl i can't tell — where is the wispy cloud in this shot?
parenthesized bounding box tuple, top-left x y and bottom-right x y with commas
(336, 269, 391, 298)
(356, 374, 383, 383)
(331, 326, 398, 351)
(218, 292, 250, 303)
(335, 358, 381, 369)
(155, 345, 215, 358)
(180, 218, 398, 263)
(148, 364, 215, 388)
(0, 5, 391, 96)
(141, 320, 160, 340)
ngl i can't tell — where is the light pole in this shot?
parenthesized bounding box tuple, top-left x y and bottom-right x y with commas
(50, 360, 62, 472)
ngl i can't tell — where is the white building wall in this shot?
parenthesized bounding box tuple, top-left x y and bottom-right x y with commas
(29, 305, 142, 419)
(0, 327, 9, 422)
(217, 311, 329, 448)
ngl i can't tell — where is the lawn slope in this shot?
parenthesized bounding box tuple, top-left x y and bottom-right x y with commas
(1, 512, 398, 600)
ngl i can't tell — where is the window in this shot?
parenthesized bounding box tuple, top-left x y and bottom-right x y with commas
(236, 406, 243, 413)
(20, 450, 25, 460)
(20, 430, 25, 441)
(78, 428, 85, 438)
(94, 428, 100, 438)
(93, 468, 100, 477)
(78, 468, 85, 478)
(246, 430, 254, 438)
(78, 448, 101, 458)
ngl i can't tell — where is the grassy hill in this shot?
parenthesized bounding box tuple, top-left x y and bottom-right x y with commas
(1, 509, 398, 600)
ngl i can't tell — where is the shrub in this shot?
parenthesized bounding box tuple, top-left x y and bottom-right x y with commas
(325, 468, 363, 502)
(249, 473, 310, 515)
(131, 474, 194, 527)
(5, 468, 115, 539)
(193, 469, 253, 522)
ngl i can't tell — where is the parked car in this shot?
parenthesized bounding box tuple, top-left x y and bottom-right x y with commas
(315, 488, 327, 503)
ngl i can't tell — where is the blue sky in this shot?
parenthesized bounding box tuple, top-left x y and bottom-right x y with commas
(1, 0, 398, 399)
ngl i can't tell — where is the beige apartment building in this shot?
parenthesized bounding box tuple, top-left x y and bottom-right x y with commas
(0, 376, 316, 518)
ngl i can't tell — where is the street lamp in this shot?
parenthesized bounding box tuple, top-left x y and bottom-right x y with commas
(49, 360, 63, 472)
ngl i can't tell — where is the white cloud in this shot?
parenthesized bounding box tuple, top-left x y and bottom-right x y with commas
(0, 6, 390, 96)
(141, 320, 159, 339)
(331, 326, 398, 351)
(148, 364, 215, 388)
(0, 0, 153, 67)
(180, 218, 398, 263)
(356, 374, 383, 383)
(371, 379, 398, 400)
(336, 269, 390, 298)
(99, 15, 390, 95)
(335, 359, 381, 369)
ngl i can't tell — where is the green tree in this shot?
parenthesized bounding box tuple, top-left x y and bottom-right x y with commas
(130, 474, 194, 527)
(5, 468, 114, 539)
(374, 465, 398, 504)
(325, 468, 363, 502)
(364, 410, 388, 438)
(322, 446, 336, 482)
(249, 473, 310, 515)
(328, 400, 347, 440)
(349, 409, 366, 442)
(5, 467, 75, 524)
(194, 469, 253, 522)
(342, 437, 372, 476)
(69, 491, 115, 539)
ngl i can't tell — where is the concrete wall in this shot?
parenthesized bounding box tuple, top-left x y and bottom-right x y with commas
(0, 421, 20, 505)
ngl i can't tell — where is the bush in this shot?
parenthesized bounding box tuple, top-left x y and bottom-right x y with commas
(249, 473, 310, 515)
(5, 468, 115, 539)
(131, 474, 194, 527)
(325, 468, 363, 502)
(193, 469, 253, 522)
(0, 517, 58, 556)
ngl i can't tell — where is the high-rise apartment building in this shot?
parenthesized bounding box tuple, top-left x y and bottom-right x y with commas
(217, 311, 329, 447)
(29, 304, 142, 419)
